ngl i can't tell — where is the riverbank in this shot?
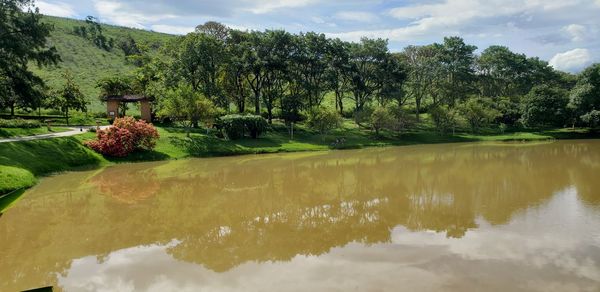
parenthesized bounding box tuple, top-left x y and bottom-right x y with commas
(0, 122, 597, 202)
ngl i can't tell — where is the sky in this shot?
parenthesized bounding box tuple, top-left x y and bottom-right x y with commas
(33, 0, 600, 73)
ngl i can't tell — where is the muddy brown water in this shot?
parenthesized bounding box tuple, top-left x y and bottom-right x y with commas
(1, 140, 600, 291)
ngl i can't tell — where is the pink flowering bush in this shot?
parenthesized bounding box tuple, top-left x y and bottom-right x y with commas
(86, 117, 159, 157)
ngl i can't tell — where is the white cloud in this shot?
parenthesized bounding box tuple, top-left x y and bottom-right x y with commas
(549, 48, 592, 72)
(35, 0, 77, 17)
(563, 24, 586, 42)
(93, 0, 175, 29)
(246, 0, 317, 14)
(334, 11, 378, 23)
(150, 24, 194, 35)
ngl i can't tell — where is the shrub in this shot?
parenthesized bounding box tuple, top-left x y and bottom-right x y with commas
(458, 98, 501, 133)
(85, 117, 159, 157)
(390, 106, 416, 134)
(430, 105, 462, 135)
(371, 107, 393, 135)
(217, 114, 268, 140)
(0, 119, 41, 128)
(112, 116, 159, 150)
(307, 106, 342, 134)
(581, 110, 600, 128)
(521, 85, 569, 128)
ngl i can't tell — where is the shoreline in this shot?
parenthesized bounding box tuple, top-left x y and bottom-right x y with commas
(1, 126, 598, 210)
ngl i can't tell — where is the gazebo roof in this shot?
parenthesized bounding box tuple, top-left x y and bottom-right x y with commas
(103, 95, 152, 102)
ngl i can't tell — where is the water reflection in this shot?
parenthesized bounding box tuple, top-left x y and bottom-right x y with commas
(1, 140, 600, 291)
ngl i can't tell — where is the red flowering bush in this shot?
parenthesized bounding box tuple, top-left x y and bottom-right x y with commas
(85, 117, 159, 157)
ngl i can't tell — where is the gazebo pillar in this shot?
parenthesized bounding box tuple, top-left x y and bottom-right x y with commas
(107, 100, 119, 120)
(140, 100, 152, 122)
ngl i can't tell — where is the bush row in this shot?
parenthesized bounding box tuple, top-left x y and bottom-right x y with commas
(216, 114, 268, 140)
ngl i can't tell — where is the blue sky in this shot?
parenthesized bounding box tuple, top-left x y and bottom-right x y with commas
(34, 0, 600, 73)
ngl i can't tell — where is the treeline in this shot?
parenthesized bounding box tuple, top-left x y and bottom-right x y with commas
(116, 21, 599, 133)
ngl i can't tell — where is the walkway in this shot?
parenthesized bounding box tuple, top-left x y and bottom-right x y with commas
(0, 126, 111, 143)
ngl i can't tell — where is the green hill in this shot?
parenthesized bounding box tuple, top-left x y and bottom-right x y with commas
(30, 16, 175, 112)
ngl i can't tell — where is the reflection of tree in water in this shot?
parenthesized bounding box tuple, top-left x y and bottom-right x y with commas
(88, 164, 161, 204)
(1, 141, 599, 290)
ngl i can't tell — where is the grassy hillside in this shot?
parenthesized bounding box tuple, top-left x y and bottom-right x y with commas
(29, 16, 175, 112)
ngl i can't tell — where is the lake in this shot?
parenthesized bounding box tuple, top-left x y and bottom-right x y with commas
(1, 140, 600, 291)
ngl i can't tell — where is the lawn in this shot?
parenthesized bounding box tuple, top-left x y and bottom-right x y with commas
(0, 127, 71, 138)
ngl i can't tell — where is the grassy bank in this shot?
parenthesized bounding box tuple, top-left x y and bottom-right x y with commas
(0, 121, 597, 205)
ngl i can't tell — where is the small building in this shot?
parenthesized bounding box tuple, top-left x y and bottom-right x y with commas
(103, 95, 152, 122)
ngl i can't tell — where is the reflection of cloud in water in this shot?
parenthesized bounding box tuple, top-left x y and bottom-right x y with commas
(57, 189, 600, 292)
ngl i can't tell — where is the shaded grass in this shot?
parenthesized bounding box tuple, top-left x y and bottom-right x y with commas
(0, 188, 27, 214)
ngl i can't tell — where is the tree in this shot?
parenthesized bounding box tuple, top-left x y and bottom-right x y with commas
(223, 30, 251, 113)
(348, 38, 388, 116)
(159, 85, 218, 137)
(458, 98, 500, 133)
(376, 53, 407, 107)
(50, 71, 87, 125)
(291, 32, 330, 108)
(521, 85, 569, 128)
(401, 45, 442, 121)
(195, 21, 230, 42)
(371, 107, 393, 135)
(430, 105, 461, 135)
(569, 64, 600, 125)
(437, 37, 477, 105)
(0, 0, 60, 117)
(170, 33, 227, 107)
(326, 38, 352, 115)
(306, 106, 341, 134)
(261, 30, 293, 124)
(477, 46, 529, 97)
(244, 31, 267, 115)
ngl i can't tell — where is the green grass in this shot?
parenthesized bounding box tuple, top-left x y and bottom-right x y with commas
(0, 166, 36, 195)
(0, 127, 70, 138)
(0, 136, 106, 199)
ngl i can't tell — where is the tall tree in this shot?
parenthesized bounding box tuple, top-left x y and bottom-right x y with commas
(292, 32, 329, 108)
(195, 21, 230, 42)
(325, 38, 352, 115)
(261, 30, 293, 124)
(223, 30, 251, 113)
(401, 45, 442, 121)
(348, 38, 388, 115)
(244, 31, 267, 115)
(437, 37, 477, 105)
(376, 53, 407, 107)
(0, 0, 60, 116)
(569, 63, 600, 124)
(170, 33, 227, 107)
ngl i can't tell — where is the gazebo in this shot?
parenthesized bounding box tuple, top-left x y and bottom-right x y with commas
(103, 95, 152, 122)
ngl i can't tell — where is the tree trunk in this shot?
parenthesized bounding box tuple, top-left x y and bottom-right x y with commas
(254, 92, 260, 115)
(65, 108, 69, 126)
(10, 103, 15, 118)
(415, 98, 421, 122)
